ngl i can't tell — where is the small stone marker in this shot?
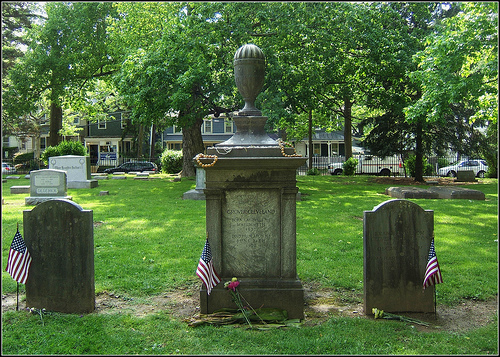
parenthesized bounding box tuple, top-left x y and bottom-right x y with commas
(91, 173, 108, 180)
(24, 199, 95, 313)
(10, 185, 30, 194)
(99, 191, 109, 196)
(456, 170, 476, 182)
(134, 172, 149, 180)
(49, 155, 98, 189)
(25, 169, 72, 205)
(364, 199, 435, 314)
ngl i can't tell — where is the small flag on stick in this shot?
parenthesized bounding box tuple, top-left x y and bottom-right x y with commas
(5, 228, 32, 284)
(423, 238, 443, 290)
(196, 236, 220, 295)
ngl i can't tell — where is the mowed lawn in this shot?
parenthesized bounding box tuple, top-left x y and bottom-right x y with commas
(1, 174, 498, 355)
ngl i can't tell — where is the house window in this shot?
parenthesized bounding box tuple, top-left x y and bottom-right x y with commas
(168, 143, 182, 150)
(224, 119, 233, 133)
(313, 143, 321, 156)
(98, 118, 106, 129)
(40, 114, 49, 125)
(121, 112, 129, 129)
(202, 119, 212, 134)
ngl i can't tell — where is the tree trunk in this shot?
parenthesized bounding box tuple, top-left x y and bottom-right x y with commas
(181, 116, 204, 177)
(343, 96, 353, 160)
(308, 109, 313, 170)
(414, 120, 424, 182)
(137, 124, 144, 157)
(48, 101, 62, 147)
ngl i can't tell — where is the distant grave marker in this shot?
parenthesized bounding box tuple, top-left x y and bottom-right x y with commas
(25, 169, 72, 205)
(49, 155, 98, 189)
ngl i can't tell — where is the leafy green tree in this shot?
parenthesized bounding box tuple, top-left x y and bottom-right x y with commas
(112, 2, 254, 176)
(3, 2, 119, 147)
(1, 2, 43, 77)
(405, 2, 498, 177)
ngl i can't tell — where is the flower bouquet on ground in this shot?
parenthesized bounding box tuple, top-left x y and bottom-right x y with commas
(187, 278, 302, 329)
(372, 308, 430, 327)
(224, 277, 258, 327)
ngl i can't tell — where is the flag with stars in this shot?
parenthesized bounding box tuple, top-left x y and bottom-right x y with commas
(423, 238, 443, 290)
(5, 229, 32, 284)
(196, 238, 220, 295)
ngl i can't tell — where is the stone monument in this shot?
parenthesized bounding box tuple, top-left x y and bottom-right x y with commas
(24, 199, 95, 313)
(183, 167, 206, 200)
(49, 155, 98, 189)
(363, 199, 435, 314)
(25, 169, 72, 205)
(198, 44, 306, 319)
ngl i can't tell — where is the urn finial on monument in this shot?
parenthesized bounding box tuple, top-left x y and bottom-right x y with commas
(234, 44, 265, 116)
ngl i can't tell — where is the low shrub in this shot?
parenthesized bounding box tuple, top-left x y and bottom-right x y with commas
(404, 155, 433, 177)
(342, 157, 358, 176)
(41, 140, 87, 165)
(160, 149, 183, 174)
(306, 167, 319, 176)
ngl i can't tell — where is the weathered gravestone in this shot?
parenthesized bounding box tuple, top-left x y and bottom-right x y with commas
(23, 199, 95, 313)
(199, 44, 306, 319)
(25, 169, 72, 205)
(364, 199, 435, 314)
(49, 155, 98, 189)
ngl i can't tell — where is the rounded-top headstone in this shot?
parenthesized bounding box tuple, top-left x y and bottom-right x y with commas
(234, 44, 266, 116)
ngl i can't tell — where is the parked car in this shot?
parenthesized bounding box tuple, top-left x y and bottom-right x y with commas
(328, 155, 404, 176)
(104, 161, 158, 174)
(437, 159, 488, 178)
(2, 162, 17, 174)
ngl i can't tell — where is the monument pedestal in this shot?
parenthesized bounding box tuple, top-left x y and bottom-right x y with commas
(199, 148, 306, 319)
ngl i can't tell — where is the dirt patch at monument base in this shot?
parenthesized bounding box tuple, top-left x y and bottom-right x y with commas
(2, 283, 497, 333)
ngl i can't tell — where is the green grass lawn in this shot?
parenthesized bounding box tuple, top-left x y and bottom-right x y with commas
(1, 174, 498, 355)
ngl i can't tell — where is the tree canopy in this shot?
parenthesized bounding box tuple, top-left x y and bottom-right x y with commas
(3, 2, 498, 178)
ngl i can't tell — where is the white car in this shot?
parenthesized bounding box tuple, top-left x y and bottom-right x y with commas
(437, 159, 488, 178)
(2, 162, 17, 174)
(328, 155, 404, 176)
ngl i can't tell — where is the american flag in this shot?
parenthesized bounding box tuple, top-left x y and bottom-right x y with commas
(5, 229, 32, 284)
(423, 238, 443, 290)
(196, 238, 220, 295)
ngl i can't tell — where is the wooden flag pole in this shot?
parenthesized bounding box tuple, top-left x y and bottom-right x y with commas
(434, 286, 437, 317)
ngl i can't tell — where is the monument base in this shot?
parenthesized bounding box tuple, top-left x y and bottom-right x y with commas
(200, 278, 304, 319)
(183, 189, 206, 200)
(67, 180, 98, 189)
